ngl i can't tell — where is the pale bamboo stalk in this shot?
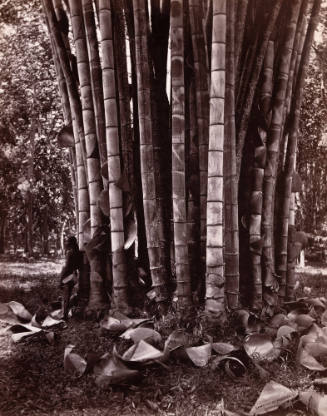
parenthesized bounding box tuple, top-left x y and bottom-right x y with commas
(170, 0, 191, 306)
(132, 0, 167, 302)
(189, 0, 209, 280)
(261, 0, 302, 292)
(82, 0, 107, 169)
(236, 0, 283, 178)
(43, 0, 90, 248)
(70, 0, 103, 237)
(205, 0, 226, 320)
(99, 0, 129, 312)
(224, 0, 239, 309)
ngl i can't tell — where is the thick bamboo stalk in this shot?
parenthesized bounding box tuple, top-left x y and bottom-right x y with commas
(69, 0, 108, 310)
(234, 0, 248, 86)
(261, 0, 302, 292)
(282, 0, 322, 300)
(43, 0, 90, 248)
(187, 79, 200, 295)
(82, 0, 107, 170)
(224, 0, 239, 309)
(70, 0, 102, 236)
(205, 0, 226, 320)
(99, 0, 129, 311)
(189, 0, 209, 278)
(171, 0, 191, 306)
(236, 0, 282, 178)
(132, 0, 168, 301)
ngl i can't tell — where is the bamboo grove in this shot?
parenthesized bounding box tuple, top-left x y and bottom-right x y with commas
(43, 0, 322, 323)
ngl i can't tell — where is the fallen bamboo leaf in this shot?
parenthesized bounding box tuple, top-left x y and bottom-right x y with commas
(122, 340, 164, 363)
(100, 316, 128, 333)
(269, 313, 288, 328)
(297, 344, 327, 372)
(212, 342, 237, 355)
(299, 390, 327, 416)
(185, 344, 211, 367)
(94, 353, 139, 387)
(30, 314, 42, 328)
(276, 325, 297, 340)
(12, 330, 42, 343)
(250, 381, 297, 415)
(0, 303, 20, 325)
(42, 316, 64, 328)
(64, 345, 87, 377)
(50, 309, 64, 319)
(120, 327, 162, 345)
(211, 355, 246, 377)
(7, 301, 32, 322)
(9, 323, 43, 342)
(164, 329, 194, 352)
(244, 334, 275, 362)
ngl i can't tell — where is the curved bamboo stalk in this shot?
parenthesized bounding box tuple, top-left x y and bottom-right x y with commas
(236, 0, 282, 178)
(43, 0, 90, 248)
(205, 0, 226, 320)
(132, 0, 168, 302)
(171, 0, 191, 306)
(189, 0, 209, 280)
(282, 0, 322, 300)
(82, 0, 107, 170)
(99, 0, 129, 311)
(224, 0, 239, 309)
(261, 0, 302, 292)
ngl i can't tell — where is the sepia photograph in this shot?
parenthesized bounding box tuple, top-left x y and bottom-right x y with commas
(1, 0, 327, 414)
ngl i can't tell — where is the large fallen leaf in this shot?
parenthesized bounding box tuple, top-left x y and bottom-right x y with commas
(211, 355, 247, 377)
(164, 329, 195, 352)
(122, 340, 164, 363)
(100, 316, 128, 333)
(64, 345, 87, 377)
(94, 353, 139, 387)
(7, 301, 32, 322)
(0, 303, 20, 325)
(185, 344, 211, 367)
(299, 390, 327, 416)
(250, 381, 297, 415)
(42, 316, 64, 328)
(12, 330, 42, 343)
(120, 327, 161, 345)
(212, 342, 237, 355)
(8, 323, 43, 343)
(244, 334, 275, 362)
(124, 216, 137, 250)
(269, 313, 288, 328)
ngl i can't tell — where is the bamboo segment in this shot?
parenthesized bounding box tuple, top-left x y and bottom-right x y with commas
(171, 0, 191, 306)
(69, 0, 102, 236)
(132, 0, 167, 301)
(283, 0, 322, 300)
(189, 0, 209, 279)
(99, 0, 129, 312)
(205, 0, 226, 320)
(82, 0, 107, 169)
(224, 0, 239, 309)
(234, 0, 248, 85)
(236, 0, 282, 178)
(261, 0, 302, 293)
(43, 0, 90, 248)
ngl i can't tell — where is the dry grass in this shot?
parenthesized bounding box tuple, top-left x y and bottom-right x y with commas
(0, 258, 326, 415)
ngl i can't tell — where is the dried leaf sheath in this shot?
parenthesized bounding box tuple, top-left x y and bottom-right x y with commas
(171, 0, 191, 306)
(205, 0, 226, 320)
(99, 0, 129, 311)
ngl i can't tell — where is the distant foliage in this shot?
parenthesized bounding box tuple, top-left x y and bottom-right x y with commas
(0, 0, 74, 254)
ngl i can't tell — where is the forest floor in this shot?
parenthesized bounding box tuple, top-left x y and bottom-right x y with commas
(0, 256, 327, 416)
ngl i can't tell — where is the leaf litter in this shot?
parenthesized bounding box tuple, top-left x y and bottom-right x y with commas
(2, 262, 327, 415)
